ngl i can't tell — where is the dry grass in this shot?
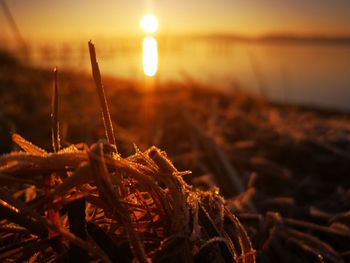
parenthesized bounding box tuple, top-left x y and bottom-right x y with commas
(0, 134, 255, 262)
(0, 43, 255, 262)
(1, 43, 350, 262)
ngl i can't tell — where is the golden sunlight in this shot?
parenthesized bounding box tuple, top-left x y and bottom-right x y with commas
(142, 36, 158, 77)
(140, 14, 158, 34)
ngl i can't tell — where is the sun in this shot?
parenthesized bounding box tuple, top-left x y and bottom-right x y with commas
(140, 14, 158, 34)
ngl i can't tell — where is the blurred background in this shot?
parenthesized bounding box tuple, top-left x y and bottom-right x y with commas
(1, 0, 350, 111)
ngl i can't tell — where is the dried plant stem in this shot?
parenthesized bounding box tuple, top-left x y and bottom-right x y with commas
(0, 199, 47, 238)
(12, 134, 46, 155)
(88, 41, 117, 149)
(51, 71, 88, 260)
(43, 68, 61, 241)
(51, 67, 60, 152)
(44, 174, 60, 239)
(89, 143, 148, 263)
(0, 188, 111, 263)
(67, 198, 89, 262)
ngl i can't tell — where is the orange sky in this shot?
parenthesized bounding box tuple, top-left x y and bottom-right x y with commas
(1, 0, 350, 44)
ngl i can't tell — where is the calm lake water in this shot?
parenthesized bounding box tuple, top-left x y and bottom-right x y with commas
(30, 39, 350, 111)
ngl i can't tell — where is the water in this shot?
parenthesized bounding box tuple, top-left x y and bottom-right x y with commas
(29, 39, 350, 111)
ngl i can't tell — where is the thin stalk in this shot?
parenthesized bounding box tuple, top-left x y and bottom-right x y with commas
(88, 41, 117, 149)
(44, 68, 61, 243)
(67, 198, 89, 262)
(51, 67, 60, 152)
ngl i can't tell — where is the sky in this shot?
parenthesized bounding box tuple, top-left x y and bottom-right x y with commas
(2, 0, 350, 44)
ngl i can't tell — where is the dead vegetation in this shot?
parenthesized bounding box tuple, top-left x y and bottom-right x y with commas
(0, 42, 350, 262)
(0, 133, 255, 262)
(0, 43, 255, 262)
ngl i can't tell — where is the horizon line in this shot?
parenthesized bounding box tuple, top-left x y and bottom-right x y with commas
(2, 32, 350, 46)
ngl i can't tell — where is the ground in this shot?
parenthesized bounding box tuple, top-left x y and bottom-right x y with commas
(1, 54, 350, 262)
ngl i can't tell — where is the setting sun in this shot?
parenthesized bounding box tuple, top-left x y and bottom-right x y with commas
(140, 14, 158, 34)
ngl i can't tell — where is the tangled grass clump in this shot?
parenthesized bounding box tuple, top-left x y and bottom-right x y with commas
(0, 134, 255, 262)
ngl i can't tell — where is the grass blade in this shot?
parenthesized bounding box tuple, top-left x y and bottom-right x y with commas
(51, 67, 60, 152)
(88, 41, 117, 149)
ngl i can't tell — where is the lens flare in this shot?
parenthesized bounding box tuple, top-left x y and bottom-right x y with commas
(142, 36, 158, 77)
(140, 14, 158, 34)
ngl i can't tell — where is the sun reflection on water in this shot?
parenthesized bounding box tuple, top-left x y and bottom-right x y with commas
(142, 36, 158, 77)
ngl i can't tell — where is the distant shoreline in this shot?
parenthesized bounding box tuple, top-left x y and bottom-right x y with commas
(164, 33, 350, 45)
